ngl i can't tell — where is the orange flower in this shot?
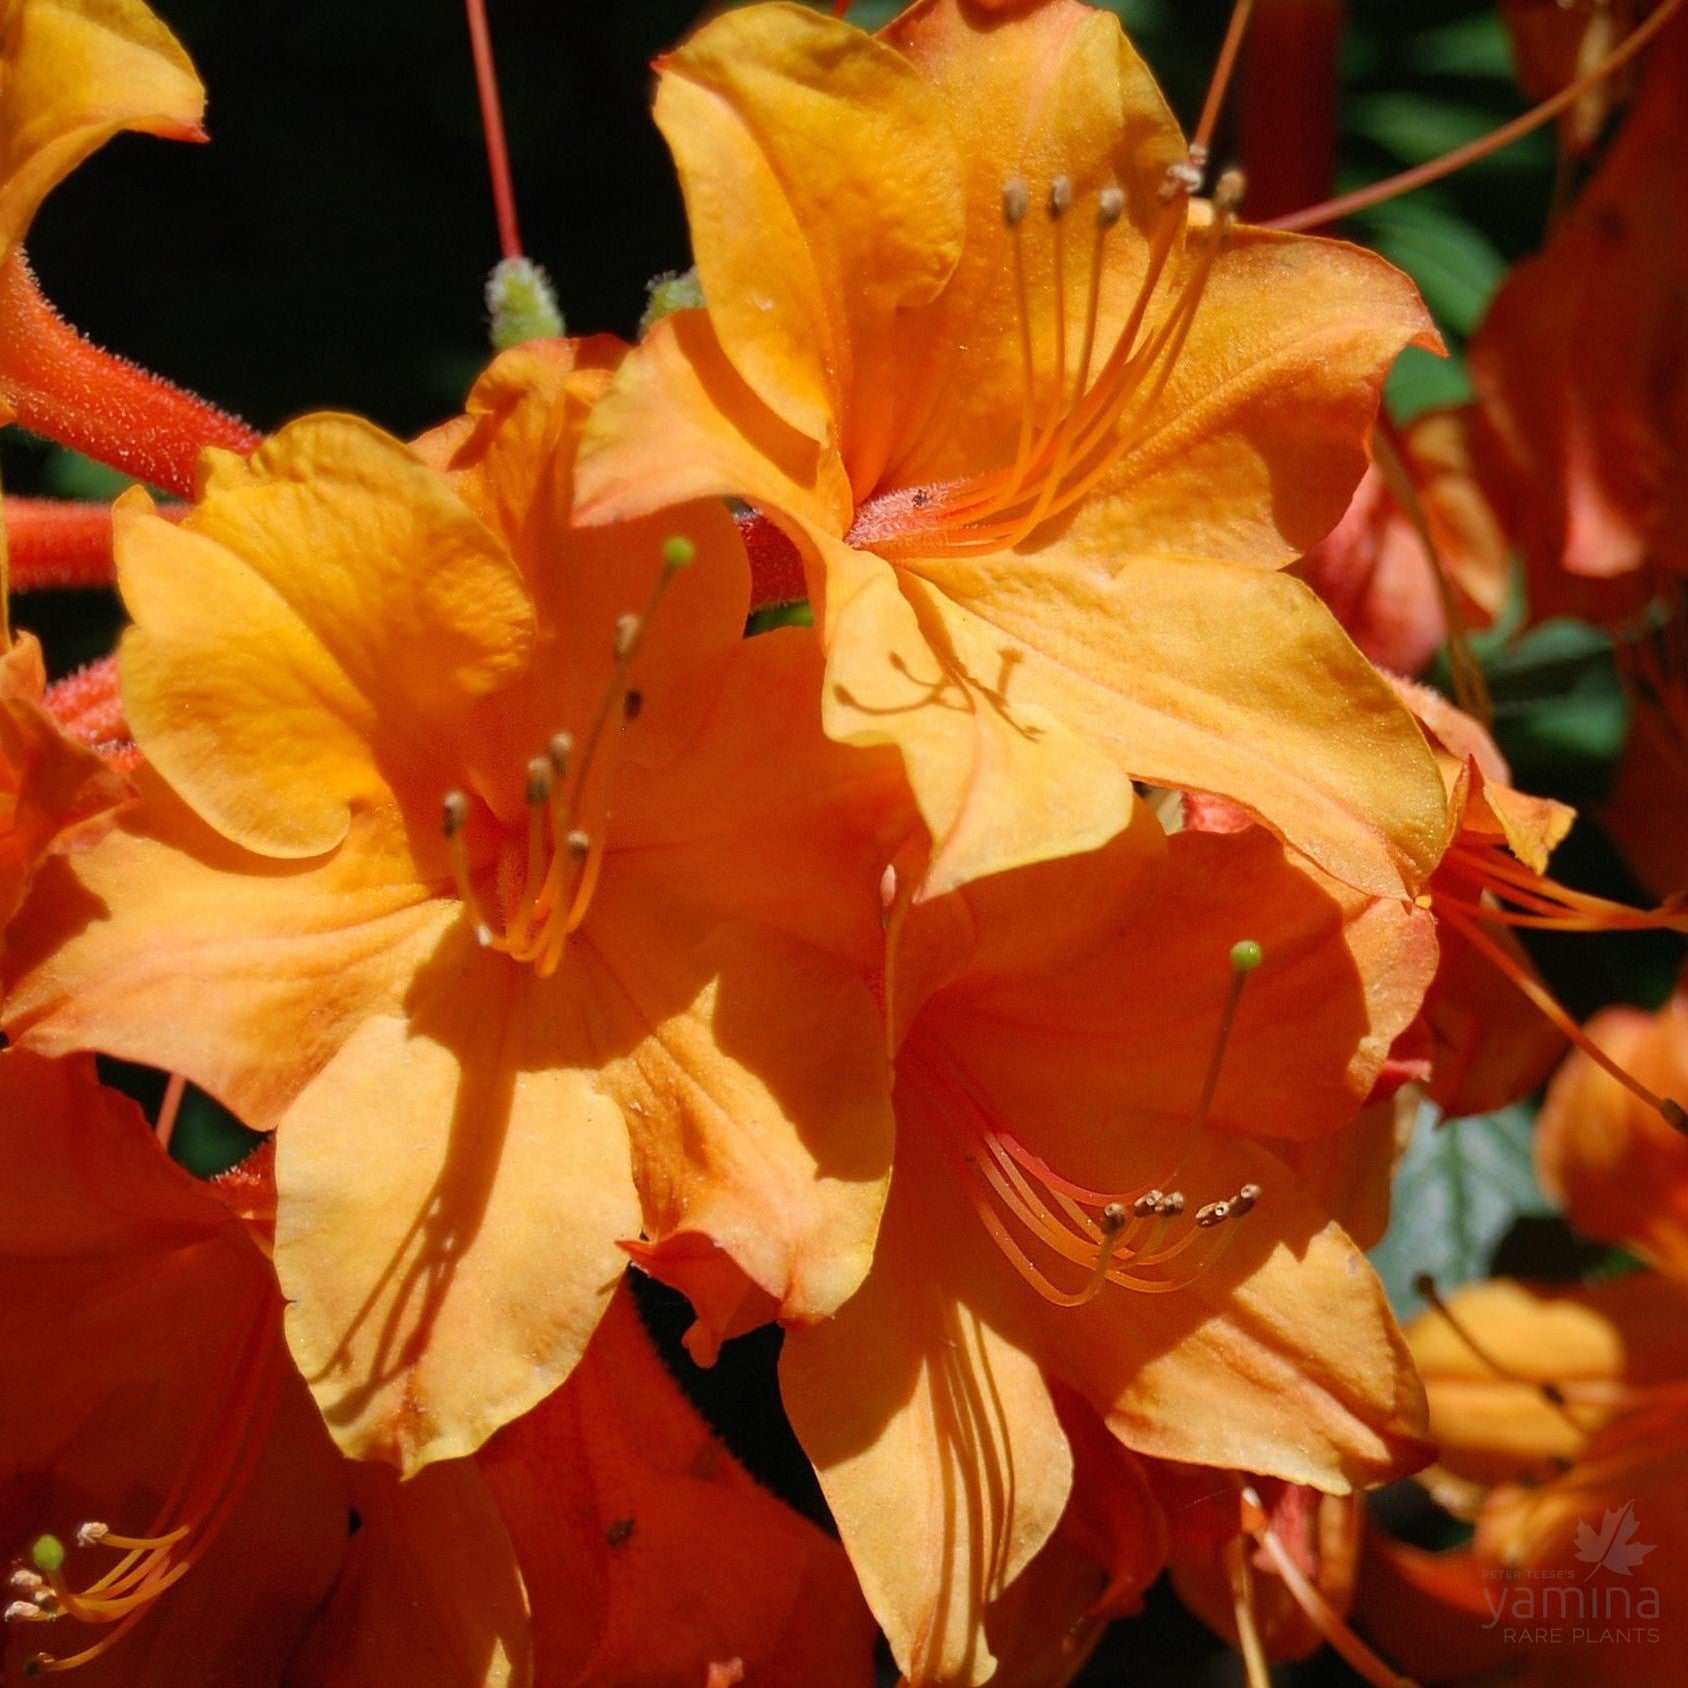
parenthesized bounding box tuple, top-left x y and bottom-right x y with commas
(574, 0, 1449, 898)
(1471, 8, 1688, 627)
(1294, 408, 1510, 681)
(0, 0, 202, 270)
(2, 342, 906, 1472)
(1538, 978, 1688, 1283)
(772, 821, 1435, 1682)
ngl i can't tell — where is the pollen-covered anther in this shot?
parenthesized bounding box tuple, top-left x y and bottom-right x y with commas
(1161, 155, 1205, 200)
(8, 1571, 46, 1596)
(613, 612, 642, 661)
(566, 829, 591, 859)
(1001, 176, 1030, 227)
(1212, 166, 1246, 223)
(547, 731, 573, 776)
(1100, 1200, 1129, 1234)
(5, 1600, 53, 1625)
(524, 757, 553, 806)
(1096, 185, 1126, 229)
(1047, 174, 1073, 219)
(70, 1526, 106, 1551)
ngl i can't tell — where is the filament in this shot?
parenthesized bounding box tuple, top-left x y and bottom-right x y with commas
(463, 0, 523, 260)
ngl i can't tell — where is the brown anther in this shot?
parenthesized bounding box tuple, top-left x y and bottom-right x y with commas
(1002, 177, 1030, 227)
(1196, 1199, 1231, 1229)
(1663, 1098, 1688, 1134)
(547, 731, 574, 775)
(567, 829, 591, 859)
(1096, 185, 1126, 229)
(623, 689, 644, 722)
(1228, 1183, 1260, 1219)
(442, 790, 471, 838)
(614, 612, 642, 660)
(1100, 1200, 1129, 1234)
(1187, 142, 1210, 172)
(1160, 1191, 1185, 1217)
(525, 757, 553, 805)
(73, 1523, 108, 1548)
(1048, 175, 1074, 218)
(1134, 1190, 1164, 1219)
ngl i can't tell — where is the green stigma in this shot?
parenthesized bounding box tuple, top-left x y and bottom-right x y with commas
(662, 536, 696, 571)
(30, 1534, 65, 1574)
(486, 256, 564, 352)
(639, 266, 704, 338)
(1229, 939, 1264, 974)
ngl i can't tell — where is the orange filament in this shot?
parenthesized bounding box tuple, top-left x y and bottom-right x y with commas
(916, 941, 1265, 1306)
(1265, 0, 1686, 234)
(1238, 1486, 1421, 1688)
(440, 544, 688, 977)
(5, 1298, 285, 1675)
(852, 168, 1242, 562)
(1224, 1534, 1274, 1688)
(1191, 0, 1260, 172)
(1431, 841, 1688, 1132)
(154, 1074, 187, 1152)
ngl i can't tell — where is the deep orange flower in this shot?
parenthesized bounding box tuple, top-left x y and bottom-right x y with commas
(2, 342, 906, 1472)
(1294, 408, 1510, 681)
(574, 0, 1449, 898)
(1471, 8, 1688, 626)
(767, 821, 1435, 1682)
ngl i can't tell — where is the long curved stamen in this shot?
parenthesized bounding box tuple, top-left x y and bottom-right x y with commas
(1264, 0, 1686, 235)
(439, 538, 692, 975)
(1191, 0, 1261, 180)
(1238, 1486, 1422, 1688)
(6, 1301, 284, 1675)
(925, 939, 1266, 1304)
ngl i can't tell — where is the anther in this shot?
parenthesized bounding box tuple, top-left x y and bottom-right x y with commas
(442, 790, 470, 839)
(661, 535, 695, 572)
(5, 1601, 47, 1624)
(1229, 1183, 1261, 1219)
(1162, 157, 1204, 200)
(73, 1523, 107, 1549)
(1196, 1200, 1231, 1229)
(525, 758, 553, 805)
(614, 613, 642, 661)
(623, 689, 643, 722)
(1002, 177, 1030, 227)
(1048, 175, 1073, 219)
(8, 1571, 45, 1595)
(1133, 1190, 1164, 1220)
(1213, 167, 1247, 220)
(1100, 1201, 1129, 1234)
(1664, 1098, 1688, 1135)
(567, 829, 591, 859)
(1159, 1191, 1185, 1217)
(547, 731, 573, 776)
(1096, 186, 1126, 229)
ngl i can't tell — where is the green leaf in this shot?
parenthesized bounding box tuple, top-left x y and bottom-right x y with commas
(1400, 14, 1519, 82)
(1386, 344, 1472, 420)
(1371, 1100, 1554, 1319)
(1348, 93, 1551, 174)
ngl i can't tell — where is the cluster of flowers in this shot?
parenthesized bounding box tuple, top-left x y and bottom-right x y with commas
(3, 0, 1687, 1683)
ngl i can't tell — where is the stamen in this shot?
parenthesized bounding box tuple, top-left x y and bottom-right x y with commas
(1191, 0, 1262, 177)
(1224, 1534, 1274, 1688)
(1239, 1486, 1422, 1688)
(441, 791, 498, 949)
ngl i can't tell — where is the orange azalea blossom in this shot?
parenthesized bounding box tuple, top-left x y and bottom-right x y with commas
(1294, 409, 1510, 684)
(0, 631, 128, 959)
(1538, 976, 1688, 1282)
(770, 817, 1437, 1684)
(1470, 8, 1688, 628)
(1359, 1273, 1688, 1683)
(2, 340, 907, 1472)
(573, 0, 1451, 898)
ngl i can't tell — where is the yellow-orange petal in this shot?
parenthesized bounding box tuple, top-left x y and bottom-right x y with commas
(284, 1460, 531, 1688)
(909, 546, 1451, 897)
(653, 2, 963, 455)
(781, 1129, 1074, 1688)
(1537, 991, 1688, 1282)
(2, 771, 447, 1131)
(0, 0, 204, 264)
(481, 1285, 876, 1688)
(819, 534, 1139, 894)
(272, 959, 639, 1471)
(116, 415, 535, 858)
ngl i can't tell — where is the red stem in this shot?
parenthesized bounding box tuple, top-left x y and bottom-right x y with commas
(0, 253, 260, 500)
(3, 498, 185, 593)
